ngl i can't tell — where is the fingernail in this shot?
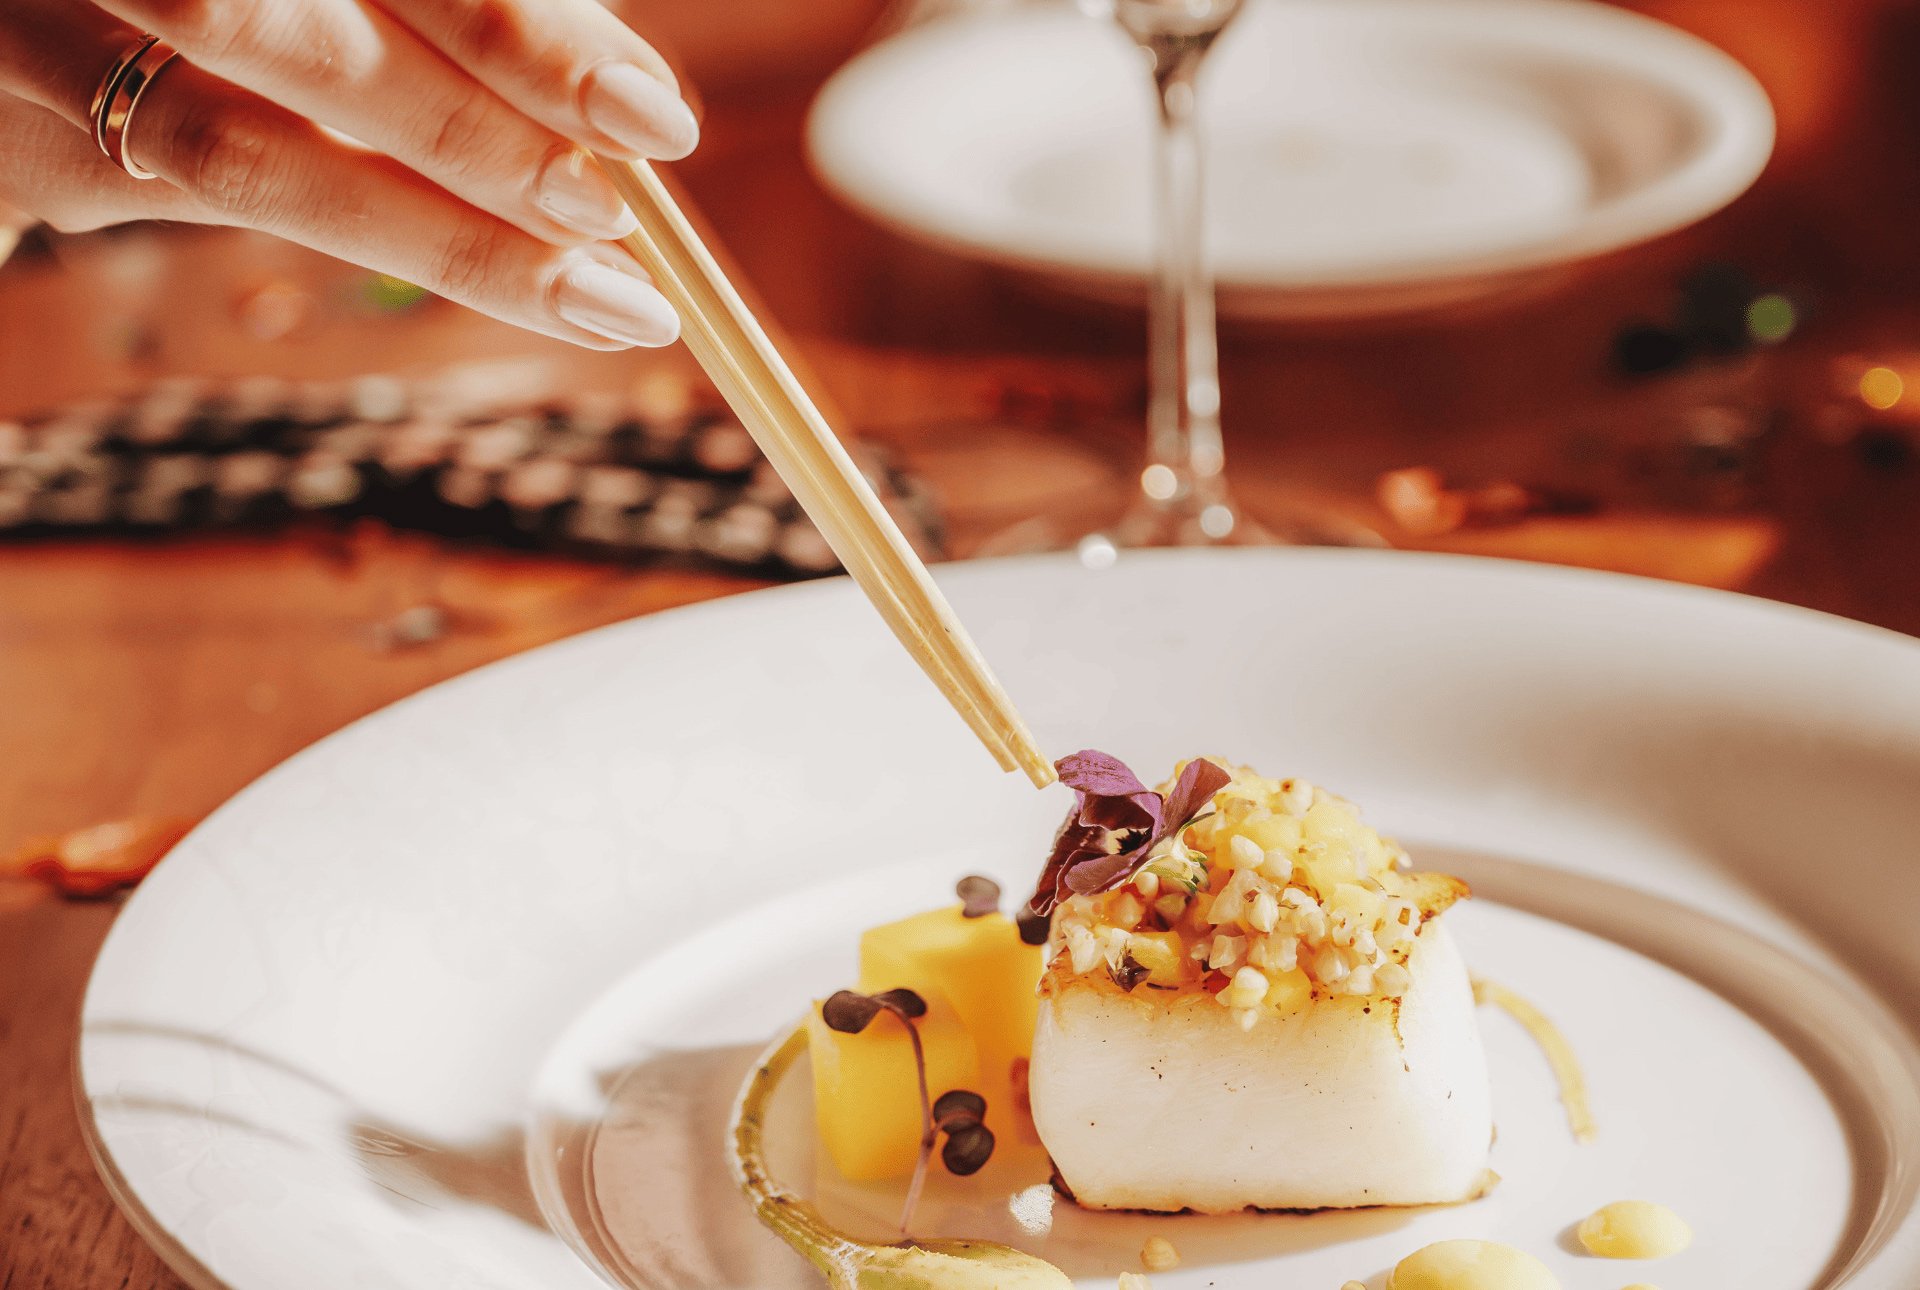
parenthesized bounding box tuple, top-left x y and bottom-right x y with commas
(581, 62, 700, 160)
(552, 258, 679, 347)
(534, 149, 637, 239)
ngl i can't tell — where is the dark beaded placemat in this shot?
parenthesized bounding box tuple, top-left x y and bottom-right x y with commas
(0, 374, 942, 577)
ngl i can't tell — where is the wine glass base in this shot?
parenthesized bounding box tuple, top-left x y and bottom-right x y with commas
(973, 497, 1384, 560)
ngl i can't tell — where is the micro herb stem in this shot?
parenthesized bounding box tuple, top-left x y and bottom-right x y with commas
(888, 1000, 936, 1236)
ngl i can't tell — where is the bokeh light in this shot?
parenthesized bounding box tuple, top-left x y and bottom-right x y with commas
(1859, 366, 1905, 411)
(1745, 293, 1796, 344)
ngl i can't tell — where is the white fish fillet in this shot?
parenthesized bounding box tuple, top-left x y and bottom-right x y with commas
(1029, 922, 1491, 1213)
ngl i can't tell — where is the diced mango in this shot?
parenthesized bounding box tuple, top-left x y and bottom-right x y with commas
(1127, 931, 1192, 988)
(806, 985, 979, 1181)
(1298, 800, 1363, 891)
(1328, 882, 1388, 924)
(1243, 813, 1303, 855)
(1264, 966, 1313, 1014)
(858, 905, 1043, 1136)
(1302, 798, 1362, 847)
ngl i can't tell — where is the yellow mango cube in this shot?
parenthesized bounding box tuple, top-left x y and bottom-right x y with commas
(1244, 812, 1303, 855)
(1263, 966, 1313, 1014)
(806, 986, 979, 1181)
(1298, 801, 1364, 892)
(1302, 798, 1363, 848)
(858, 905, 1043, 1134)
(1126, 931, 1193, 988)
(1329, 881, 1388, 924)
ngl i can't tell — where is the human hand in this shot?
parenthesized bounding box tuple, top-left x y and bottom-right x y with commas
(0, 0, 698, 348)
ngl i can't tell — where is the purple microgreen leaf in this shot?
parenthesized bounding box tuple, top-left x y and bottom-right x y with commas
(1077, 795, 1159, 833)
(1054, 749, 1152, 798)
(940, 1122, 996, 1176)
(956, 875, 1000, 919)
(1030, 752, 1230, 913)
(932, 1089, 987, 1126)
(872, 987, 927, 1019)
(1062, 844, 1150, 896)
(1016, 904, 1052, 946)
(821, 990, 883, 1034)
(1058, 749, 1161, 833)
(1159, 758, 1232, 834)
(1029, 820, 1108, 916)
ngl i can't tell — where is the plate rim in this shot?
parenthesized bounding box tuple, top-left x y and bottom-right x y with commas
(84, 544, 1920, 982)
(805, 0, 1777, 294)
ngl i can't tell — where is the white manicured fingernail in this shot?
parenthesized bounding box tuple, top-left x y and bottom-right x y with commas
(534, 149, 637, 239)
(552, 259, 679, 347)
(581, 62, 699, 160)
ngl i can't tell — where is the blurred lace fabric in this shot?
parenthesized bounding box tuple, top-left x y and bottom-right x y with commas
(0, 370, 943, 577)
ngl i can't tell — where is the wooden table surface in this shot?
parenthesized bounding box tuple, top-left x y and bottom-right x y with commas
(6, 3, 1920, 1287)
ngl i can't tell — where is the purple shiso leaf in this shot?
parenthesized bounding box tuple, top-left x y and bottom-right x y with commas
(1030, 816, 1095, 916)
(1055, 750, 1151, 798)
(1057, 749, 1161, 833)
(1159, 758, 1233, 832)
(1028, 751, 1232, 911)
(1079, 794, 1158, 833)
(1028, 820, 1106, 916)
(1062, 845, 1146, 896)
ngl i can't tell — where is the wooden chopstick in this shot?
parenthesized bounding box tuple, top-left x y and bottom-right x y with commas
(597, 158, 1056, 789)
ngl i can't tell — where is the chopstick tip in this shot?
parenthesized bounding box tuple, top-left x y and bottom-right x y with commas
(1018, 751, 1057, 790)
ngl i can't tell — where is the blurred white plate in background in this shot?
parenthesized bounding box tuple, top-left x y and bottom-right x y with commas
(78, 552, 1920, 1289)
(807, 0, 1775, 319)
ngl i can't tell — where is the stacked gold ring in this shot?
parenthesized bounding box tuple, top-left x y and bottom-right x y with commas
(89, 35, 180, 180)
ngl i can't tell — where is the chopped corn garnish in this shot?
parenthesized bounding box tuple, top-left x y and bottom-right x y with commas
(1258, 849, 1295, 883)
(1227, 966, 1269, 1009)
(1045, 761, 1465, 1026)
(1248, 890, 1281, 933)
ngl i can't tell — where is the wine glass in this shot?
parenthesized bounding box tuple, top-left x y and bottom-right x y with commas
(1099, 0, 1256, 553)
(981, 0, 1375, 558)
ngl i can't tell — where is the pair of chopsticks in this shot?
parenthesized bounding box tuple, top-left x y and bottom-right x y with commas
(597, 159, 1056, 790)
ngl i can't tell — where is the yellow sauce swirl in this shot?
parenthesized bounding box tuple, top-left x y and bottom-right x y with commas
(1474, 978, 1596, 1143)
(730, 1024, 1070, 1289)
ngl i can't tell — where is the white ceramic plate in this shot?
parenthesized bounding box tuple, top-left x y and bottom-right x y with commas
(806, 0, 1775, 319)
(81, 551, 1920, 1290)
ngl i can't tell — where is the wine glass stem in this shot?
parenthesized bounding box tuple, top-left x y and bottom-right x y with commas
(1143, 41, 1227, 521)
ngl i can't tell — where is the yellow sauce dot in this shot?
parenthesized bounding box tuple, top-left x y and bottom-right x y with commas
(1620, 1284, 1662, 1290)
(1577, 1201, 1692, 1259)
(1387, 1240, 1560, 1290)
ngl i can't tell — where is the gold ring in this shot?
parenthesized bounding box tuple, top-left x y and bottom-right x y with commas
(90, 35, 180, 181)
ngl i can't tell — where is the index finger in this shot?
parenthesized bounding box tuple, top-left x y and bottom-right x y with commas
(371, 0, 699, 161)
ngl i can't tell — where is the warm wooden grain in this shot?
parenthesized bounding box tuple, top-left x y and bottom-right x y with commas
(6, 1, 1920, 1286)
(2, 899, 188, 1290)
